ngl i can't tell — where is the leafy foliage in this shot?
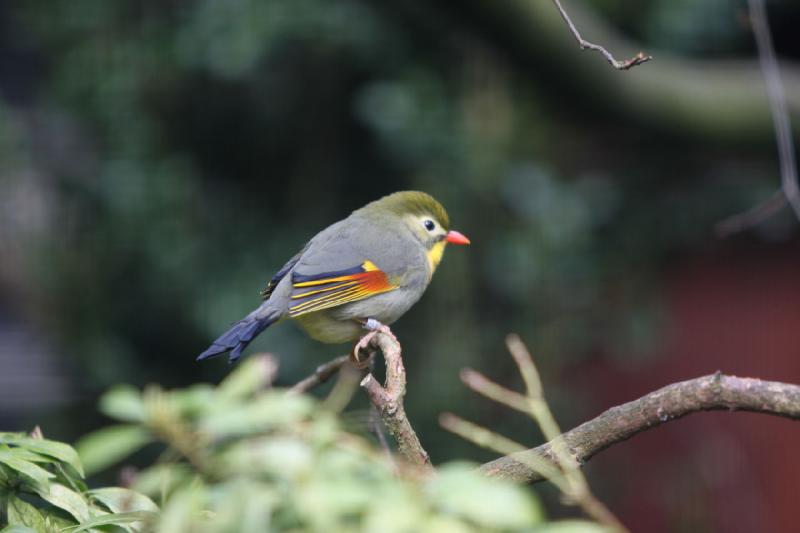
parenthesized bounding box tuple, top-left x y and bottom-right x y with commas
(1, 357, 610, 532)
(0, 432, 156, 532)
(62, 356, 606, 532)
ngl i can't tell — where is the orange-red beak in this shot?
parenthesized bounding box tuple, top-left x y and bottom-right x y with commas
(445, 230, 470, 245)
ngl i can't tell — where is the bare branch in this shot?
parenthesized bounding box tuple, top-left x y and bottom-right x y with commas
(480, 373, 800, 483)
(750, 0, 800, 220)
(460, 368, 532, 415)
(440, 412, 528, 457)
(552, 0, 652, 70)
(321, 362, 365, 413)
(287, 354, 350, 395)
(716, 0, 800, 235)
(359, 329, 432, 470)
(715, 189, 786, 237)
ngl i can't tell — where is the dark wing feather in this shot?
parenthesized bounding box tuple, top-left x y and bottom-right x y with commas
(260, 244, 308, 300)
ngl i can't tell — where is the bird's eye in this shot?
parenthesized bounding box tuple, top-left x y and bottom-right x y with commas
(423, 219, 435, 231)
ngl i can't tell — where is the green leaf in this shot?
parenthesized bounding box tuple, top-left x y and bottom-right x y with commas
(0, 449, 55, 491)
(61, 511, 157, 532)
(130, 463, 191, 499)
(0, 434, 84, 477)
(170, 384, 215, 417)
(152, 486, 205, 533)
(427, 462, 543, 529)
(217, 355, 274, 401)
(89, 487, 158, 514)
(1, 448, 54, 464)
(222, 436, 313, 479)
(99, 385, 146, 422)
(35, 483, 91, 523)
(75, 425, 151, 476)
(200, 392, 313, 437)
(532, 520, 613, 533)
(5, 496, 49, 531)
(1, 525, 39, 533)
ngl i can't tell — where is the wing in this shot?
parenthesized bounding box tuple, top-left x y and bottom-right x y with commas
(260, 245, 309, 300)
(288, 259, 398, 317)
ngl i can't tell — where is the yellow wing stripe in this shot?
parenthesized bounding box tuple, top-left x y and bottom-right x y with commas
(290, 286, 392, 316)
(291, 280, 359, 299)
(290, 285, 364, 313)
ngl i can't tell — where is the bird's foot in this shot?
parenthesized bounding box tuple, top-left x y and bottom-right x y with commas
(351, 319, 396, 367)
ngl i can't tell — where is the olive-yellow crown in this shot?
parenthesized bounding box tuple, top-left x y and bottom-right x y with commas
(360, 191, 450, 231)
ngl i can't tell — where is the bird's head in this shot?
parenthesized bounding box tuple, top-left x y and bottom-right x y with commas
(363, 191, 470, 274)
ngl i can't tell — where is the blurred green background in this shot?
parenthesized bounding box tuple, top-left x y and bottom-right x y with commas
(1, 1, 800, 531)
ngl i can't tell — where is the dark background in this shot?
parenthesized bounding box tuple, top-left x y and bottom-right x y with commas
(1, 1, 799, 531)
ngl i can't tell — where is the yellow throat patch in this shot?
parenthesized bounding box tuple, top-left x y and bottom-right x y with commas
(426, 240, 447, 276)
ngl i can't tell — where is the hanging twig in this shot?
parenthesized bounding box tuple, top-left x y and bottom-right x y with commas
(552, 0, 652, 70)
(716, 0, 800, 236)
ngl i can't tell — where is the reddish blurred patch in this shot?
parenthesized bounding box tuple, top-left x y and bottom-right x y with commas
(570, 243, 800, 533)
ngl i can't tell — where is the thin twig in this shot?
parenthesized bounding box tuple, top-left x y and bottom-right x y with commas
(440, 413, 527, 457)
(716, 0, 800, 235)
(460, 368, 532, 415)
(287, 354, 349, 395)
(480, 372, 800, 483)
(504, 335, 626, 532)
(715, 189, 786, 237)
(322, 362, 364, 412)
(369, 405, 394, 461)
(439, 412, 565, 484)
(552, 0, 652, 70)
(446, 335, 626, 531)
(750, 0, 800, 220)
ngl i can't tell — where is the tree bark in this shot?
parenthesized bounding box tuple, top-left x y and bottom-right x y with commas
(480, 373, 800, 483)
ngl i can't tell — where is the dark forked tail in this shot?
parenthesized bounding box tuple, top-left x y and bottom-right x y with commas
(197, 309, 279, 363)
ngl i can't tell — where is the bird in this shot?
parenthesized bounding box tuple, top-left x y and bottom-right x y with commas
(197, 191, 470, 363)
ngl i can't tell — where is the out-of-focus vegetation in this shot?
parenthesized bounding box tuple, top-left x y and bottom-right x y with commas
(2, 356, 609, 532)
(2, 0, 800, 529)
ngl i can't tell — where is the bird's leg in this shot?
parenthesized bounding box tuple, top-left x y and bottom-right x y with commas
(351, 318, 397, 366)
(363, 318, 398, 339)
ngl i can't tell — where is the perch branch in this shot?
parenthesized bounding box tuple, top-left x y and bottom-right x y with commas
(479, 372, 800, 483)
(287, 355, 350, 395)
(552, 0, 651, 70)
(359, 330, 432, 469)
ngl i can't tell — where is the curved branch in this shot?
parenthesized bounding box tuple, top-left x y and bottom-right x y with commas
(479, 373, 800, 483)
(359, 329, 433, 469)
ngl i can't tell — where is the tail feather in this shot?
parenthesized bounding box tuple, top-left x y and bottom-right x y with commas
(197, 312, 278, 363)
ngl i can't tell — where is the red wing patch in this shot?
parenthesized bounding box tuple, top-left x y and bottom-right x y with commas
(288, 260, 398, 317)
